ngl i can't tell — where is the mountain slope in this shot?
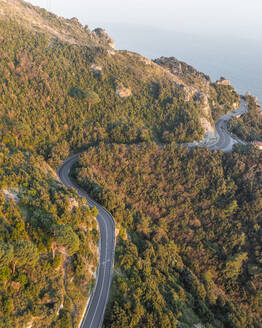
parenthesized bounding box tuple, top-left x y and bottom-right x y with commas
(0, 148, 99, 328)
(0, 1, 261, 328)
(0, 0, 114, 47)
(73, 143, 262, 328)
(0, 0, 240, 157)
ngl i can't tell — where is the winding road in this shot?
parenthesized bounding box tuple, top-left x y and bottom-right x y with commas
(209, 99, 248, 152)
(58, 154, 115, 328)
(57, 99, 247, 328)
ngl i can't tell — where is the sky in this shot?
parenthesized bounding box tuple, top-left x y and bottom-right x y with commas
(26, 0, 262, 103)
(27, 0, 262, 41)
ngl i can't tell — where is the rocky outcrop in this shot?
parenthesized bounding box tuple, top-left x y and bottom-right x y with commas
(3, 189, 20, 202)
(245, 92, 261, 109)
(92, 28, 115, 48)
(216, 77, 231, 86)
(0, 0, 115, 48)
(116, 85, 132, 98)
(90, 64, 102, 73)
(199, 117, 215, 136)
(107, 49, 116, 56)
(154, 57, 216, 135)
(68, 198, 79, 212)
(154, 56, 210, 88)
(195, 93, 215, 136)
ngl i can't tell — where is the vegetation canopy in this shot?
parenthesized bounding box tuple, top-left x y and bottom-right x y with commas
(0, 1, 260, 327)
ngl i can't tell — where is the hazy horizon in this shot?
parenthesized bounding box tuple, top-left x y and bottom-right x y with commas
(27, 0, 262, 42)
(26, 0, 262, 104)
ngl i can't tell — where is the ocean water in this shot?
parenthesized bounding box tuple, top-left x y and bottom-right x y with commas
(103, 24, 262, 105)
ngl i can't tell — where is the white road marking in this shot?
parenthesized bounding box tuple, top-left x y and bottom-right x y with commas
(89, 213, 108, 327)
(58, 159, 115, 328)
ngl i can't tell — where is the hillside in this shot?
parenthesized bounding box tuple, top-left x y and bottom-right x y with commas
(0, 148, 99, 327)
(228, 94, 262, 142)
(0, 0, 261, 328)
(0, 0, 241, 159)
(73, 144, 262, 328)
(0, 0, 114, 47)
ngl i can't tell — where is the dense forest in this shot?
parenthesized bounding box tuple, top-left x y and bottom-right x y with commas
(0, 146, 99, 327)
(0, 1, 261, 327)
(73, 144, 262, 328)
(0, 10, 240, 163)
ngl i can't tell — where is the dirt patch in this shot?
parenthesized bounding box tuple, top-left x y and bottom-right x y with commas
(3, 189, 20, 202)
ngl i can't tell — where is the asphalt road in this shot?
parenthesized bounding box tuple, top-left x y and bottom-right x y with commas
(56, 100, 247, 328)
(58, 154, 115, 328)
(209, 99, 248, 152)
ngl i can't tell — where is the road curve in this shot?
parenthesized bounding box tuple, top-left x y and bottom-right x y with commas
(57, 100, 247, 327)
(209, 99, 248, 152)
(58, 154, 115, 328)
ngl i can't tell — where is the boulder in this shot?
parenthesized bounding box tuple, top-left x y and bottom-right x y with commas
(116, 86, 132, 98)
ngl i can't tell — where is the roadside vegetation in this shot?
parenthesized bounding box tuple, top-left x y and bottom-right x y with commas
(228, 95, 262, 141)
(0, 1, 261, 327)
(210, 83, 240, 120)
(73, 144, 262, 328)
(0, 17, 240, 166)
(0, 147, 99, 327)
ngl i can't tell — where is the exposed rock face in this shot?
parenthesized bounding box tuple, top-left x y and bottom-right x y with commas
(154, 56, 210, 87)
(116, 86, 132, 98)
(216, 77, 231, 86)
(139, 56, 152, 65)
(154, 56, 216, 134)
(199, 117, 215, 136)
(0, 0, 115, 48)
(69, 17, 82, 27)
(232, 102, 239, 109)
(68, 198, 79, 212)
(3, 189, 20, 202)
(197, 94, 215, 136)
(107, 49, 116, 56)
(90, 64, 102, 73)
(92, 28, 115, 48)
(245, 93, 261, 109)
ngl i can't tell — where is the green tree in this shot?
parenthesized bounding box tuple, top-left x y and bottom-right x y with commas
(0, 242, 14, 269)
(2, 297, 13, 315)
(56, 309, 72, 328)
(51, 225, 79, 258)
(85, 90, 100, 111)
(12, 240, 39, 273)
(223, 252, 248, 280)
(48, 140, 70, 167)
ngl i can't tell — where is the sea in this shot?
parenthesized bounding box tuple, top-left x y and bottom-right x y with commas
(103, 24, 262, 105)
